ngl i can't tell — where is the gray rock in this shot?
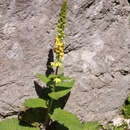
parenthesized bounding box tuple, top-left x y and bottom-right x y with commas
(0, 0, 130, 123)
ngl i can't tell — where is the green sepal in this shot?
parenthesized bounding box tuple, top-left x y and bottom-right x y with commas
(36, 74, 50, 84)
(24, 98, 48, 109)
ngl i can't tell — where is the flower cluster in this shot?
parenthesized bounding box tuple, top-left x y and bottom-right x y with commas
(50, 60, 62, 67)
(54, 35, 65, 60)
(50, 1, 67, 84)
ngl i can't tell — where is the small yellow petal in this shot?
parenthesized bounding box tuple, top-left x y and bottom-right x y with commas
(59, 47, 63, 51)
(54, 78, 61, 83)
(50, 62, 55, 67)
(60, 56, 64, 60)
(55, 61, 62, 67)
(59, 52, 64, 56)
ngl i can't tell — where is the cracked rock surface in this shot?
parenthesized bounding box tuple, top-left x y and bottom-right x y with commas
(0, 0, 130, 122)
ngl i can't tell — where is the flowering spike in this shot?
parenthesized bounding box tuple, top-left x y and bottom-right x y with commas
(51, 1, 67, 71)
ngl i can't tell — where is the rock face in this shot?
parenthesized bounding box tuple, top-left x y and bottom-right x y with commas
(0, 0, 130, 122)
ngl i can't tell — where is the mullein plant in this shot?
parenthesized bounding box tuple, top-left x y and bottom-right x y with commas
(0, 1, 100, 130)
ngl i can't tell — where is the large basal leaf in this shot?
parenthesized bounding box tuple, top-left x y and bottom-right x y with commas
(24, 98, 47, 108)
(56, 80, 75, 88)
(0, 118, 40, 130)
(53, 122, 68, 130)
(18, 107, 46, 127)
(48, 89, 71, 100)
(50, 108, 82, 130)
(36, 73, 50, 84)
(82, 122, 100, 130)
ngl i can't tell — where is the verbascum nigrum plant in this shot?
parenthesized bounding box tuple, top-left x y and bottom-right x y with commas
(0, 1, 100, 130)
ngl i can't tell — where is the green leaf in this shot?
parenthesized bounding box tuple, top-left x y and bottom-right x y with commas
(36, 74, 50, 84)
(123, 105, 130, 118)
(48, 74, 57, 79)
(24, 98, 47, 108)
(18, 107, 47, 127)
(54, 122, 68, 130)
(50, 108, 82, 130)
(82, 122, 100, 130)
(0, 118, 40, 130)
(48, 89, 71, 100)
(34, 81, 51, 100)
(56, 80, 75, 88)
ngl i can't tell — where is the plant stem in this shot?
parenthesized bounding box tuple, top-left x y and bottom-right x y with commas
(45, 66, 59, 128)
(44, 1, 67, 128)
(55, 66, 59, 75)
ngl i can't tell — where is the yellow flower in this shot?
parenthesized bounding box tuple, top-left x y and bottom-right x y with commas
(50, 62, 55, 67)
(59, 52, 64, 56)
(62, 42, 66, 45)
(55, 61, 62, 67)
(56, 40, 62, 46)
(59, 47, 63, 51)
(56, 35, 60, 41)
(61, 37, 64, 40)
(55, 48, 60, 53)
(59, 56, 64, 60)
(54, 78, 61, 83)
